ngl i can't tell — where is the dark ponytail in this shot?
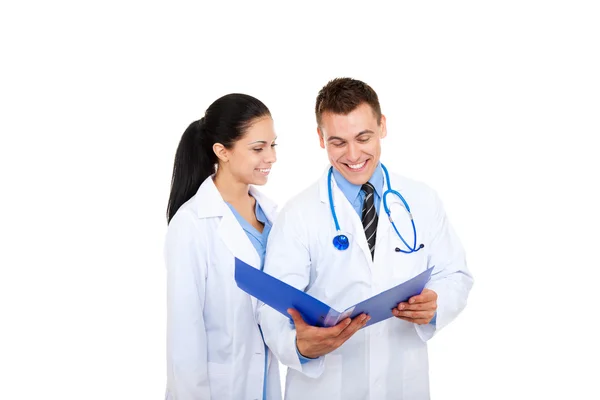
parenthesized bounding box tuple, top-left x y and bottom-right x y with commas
(166, 93, 271, 223)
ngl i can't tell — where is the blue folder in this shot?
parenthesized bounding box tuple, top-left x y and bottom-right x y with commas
(234, 257, 434, 328)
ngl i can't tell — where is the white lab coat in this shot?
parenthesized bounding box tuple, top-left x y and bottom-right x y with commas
(259, 166, 473, 400)
(165, 176, 282, 400)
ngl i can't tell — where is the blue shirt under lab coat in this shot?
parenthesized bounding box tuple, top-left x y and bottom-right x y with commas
(227, 199, 272, 400)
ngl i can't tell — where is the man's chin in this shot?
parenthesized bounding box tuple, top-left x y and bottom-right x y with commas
(336, 168, 371, 185)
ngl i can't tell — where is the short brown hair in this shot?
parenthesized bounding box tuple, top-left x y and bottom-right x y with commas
(315, 78, 382, 126)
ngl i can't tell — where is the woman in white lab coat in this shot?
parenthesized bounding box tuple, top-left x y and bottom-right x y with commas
(165, 93, 281, 400)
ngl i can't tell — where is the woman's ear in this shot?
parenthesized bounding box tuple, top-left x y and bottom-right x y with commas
(213, 143, 229, 163)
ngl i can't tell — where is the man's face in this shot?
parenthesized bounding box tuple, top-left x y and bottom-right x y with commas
(318, 103, 387, 185)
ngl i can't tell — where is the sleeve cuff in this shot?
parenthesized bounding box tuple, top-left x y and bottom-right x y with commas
(296, 342, 317, 364)
(430, 311, 437, 326)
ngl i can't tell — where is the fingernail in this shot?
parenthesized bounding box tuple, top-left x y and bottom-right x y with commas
(399, 304, 405, 310)
(409, 299, 415, 304)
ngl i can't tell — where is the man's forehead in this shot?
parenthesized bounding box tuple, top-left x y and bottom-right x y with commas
(321, 114, 376, 135)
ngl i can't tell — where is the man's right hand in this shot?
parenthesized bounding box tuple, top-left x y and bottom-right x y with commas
(287, 308, 370, 359)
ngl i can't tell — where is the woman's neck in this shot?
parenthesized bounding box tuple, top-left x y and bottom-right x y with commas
(213, 169, 251, 204)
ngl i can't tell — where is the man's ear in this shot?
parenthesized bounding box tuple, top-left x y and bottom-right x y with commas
(317, 127, 325, 149)
(379, 114, 387, 139)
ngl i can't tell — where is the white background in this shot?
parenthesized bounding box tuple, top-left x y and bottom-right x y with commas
(1, 1, 599, 399)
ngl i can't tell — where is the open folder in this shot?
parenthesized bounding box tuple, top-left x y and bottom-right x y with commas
(234, 257, 434, 328)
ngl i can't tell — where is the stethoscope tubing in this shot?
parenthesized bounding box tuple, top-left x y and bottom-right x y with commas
(328, 163, 422, 254)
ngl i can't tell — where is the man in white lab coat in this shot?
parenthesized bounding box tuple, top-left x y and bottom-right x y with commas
(258, 78, 473, 400)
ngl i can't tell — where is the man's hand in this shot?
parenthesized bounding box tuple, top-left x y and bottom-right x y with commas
(392, 288, 437, 325)
(288, 308, 370, 359)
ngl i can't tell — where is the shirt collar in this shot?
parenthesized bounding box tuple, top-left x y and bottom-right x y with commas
(254, 200, 270, 226)
(331, 161, 384, 202)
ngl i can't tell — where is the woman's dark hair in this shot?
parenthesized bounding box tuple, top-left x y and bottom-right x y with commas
(166, 93, 271, 223)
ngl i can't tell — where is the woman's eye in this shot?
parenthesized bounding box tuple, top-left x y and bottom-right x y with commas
(253, 148, 263, 152)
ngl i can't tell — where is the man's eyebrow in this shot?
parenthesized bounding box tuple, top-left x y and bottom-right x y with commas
(355, 130, 374, 137)
(327, 130, 374, 142)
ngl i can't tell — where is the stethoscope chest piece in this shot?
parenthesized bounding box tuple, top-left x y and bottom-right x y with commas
(333, 234, 349, 250)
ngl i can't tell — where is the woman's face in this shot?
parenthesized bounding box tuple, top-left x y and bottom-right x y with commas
(222, 116, 277, 186)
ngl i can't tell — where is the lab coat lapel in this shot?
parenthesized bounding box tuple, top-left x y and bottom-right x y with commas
(218, 209, 261, 312)
(210, 190, 261, 314)
(198, 178, 260, 268)
(218, 209, 261, 267)
(319, 168, 374, 270)
(249, 186, 278, 225)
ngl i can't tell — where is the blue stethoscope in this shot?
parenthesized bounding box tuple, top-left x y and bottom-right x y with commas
(328, 163, 424, 254)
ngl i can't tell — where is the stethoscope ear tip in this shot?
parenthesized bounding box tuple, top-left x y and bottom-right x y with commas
(395, 244, 425, 253)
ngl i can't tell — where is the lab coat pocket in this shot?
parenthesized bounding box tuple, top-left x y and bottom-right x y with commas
(288, 355, 342, 400)
(391, 245, 428, 281)
(401, 346, 430, 398)
(321, 354, 342, 397)
(207, 362, 232, 399)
